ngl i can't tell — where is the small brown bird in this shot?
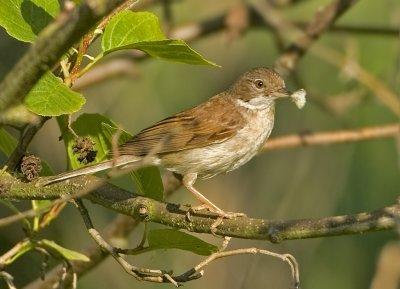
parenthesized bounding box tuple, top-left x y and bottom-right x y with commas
(42, 68, 305, 218)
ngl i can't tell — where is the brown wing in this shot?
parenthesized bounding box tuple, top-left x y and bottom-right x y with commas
(118, 94, 245, 156)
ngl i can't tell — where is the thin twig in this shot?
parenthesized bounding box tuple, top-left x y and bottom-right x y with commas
(0, 271, 17, 289)
(73, 199, 179, 284)
(69, 0, 139, 82)
(23, 173, 181, 289)
(274, 0, 360, 76)
(6, 117, 49, 171)
(175, 247, 300, 289)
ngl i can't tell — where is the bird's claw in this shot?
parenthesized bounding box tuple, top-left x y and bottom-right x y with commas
(210, 211, 246, 236)
(185, 204, 210, 221)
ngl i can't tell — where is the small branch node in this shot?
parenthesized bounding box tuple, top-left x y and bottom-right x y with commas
(137, 204, 149, 220)
(268, 227, 282, 243)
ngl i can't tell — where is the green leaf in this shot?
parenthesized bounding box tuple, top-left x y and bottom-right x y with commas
(130, 167, 164, 201)
(101, 11, 217, 66)
(148, 229, 218, 256)
(115, 39, 219, 66)
(102, 11, 165, 51)
(0, 129, 18, 156)
(0, 0, 60, 42)
(25, 73, 85, 116)
(40, 239, 90, 262)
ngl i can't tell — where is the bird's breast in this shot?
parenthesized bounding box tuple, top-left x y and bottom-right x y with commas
(160, 104, 275, 179)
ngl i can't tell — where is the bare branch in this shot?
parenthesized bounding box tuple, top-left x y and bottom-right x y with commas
(73, 199, 169, 283)
(175, 237, 300, 288)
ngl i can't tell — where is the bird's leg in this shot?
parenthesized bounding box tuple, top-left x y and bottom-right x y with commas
(182, 173, 246, 228)
(183, 173, 226, 214)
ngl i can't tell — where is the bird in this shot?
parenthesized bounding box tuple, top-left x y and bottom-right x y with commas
(40, 67, 305, 219)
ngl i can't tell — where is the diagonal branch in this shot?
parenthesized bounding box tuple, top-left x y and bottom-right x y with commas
(273, 0, 360, 76)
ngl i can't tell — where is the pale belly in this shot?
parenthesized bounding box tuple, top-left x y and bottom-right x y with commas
(160, 107, 275, 179)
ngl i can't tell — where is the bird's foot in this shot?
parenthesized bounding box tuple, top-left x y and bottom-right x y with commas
(185, 204, 210, 221)
(210, 210, 246, 236)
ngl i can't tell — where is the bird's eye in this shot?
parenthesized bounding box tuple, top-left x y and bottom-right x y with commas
(255, 80, 264, 88)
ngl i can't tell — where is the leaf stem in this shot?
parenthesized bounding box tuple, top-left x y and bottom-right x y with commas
(75, 54, 104, 79)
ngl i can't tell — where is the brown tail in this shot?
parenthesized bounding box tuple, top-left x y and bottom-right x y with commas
(39, 155, 141, 186)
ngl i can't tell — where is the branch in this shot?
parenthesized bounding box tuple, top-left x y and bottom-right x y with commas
(72, 59, 140, 91)
(1, 123, 397, 226)
(73, 199, 171, 284)
(0, 0, 129, 113)
(263, 124, 400, 151)
(174, 240, 299, 287)
(0, 172, 398, 242)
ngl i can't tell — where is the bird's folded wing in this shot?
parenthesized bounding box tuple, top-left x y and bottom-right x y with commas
(118, 94, 245, 156)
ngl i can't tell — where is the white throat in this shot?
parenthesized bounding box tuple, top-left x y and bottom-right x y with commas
(236, 96, 273, 110)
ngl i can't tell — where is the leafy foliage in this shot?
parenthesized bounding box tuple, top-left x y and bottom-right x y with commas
(0, 0, 224, 278)
(25, 73, 85, 116)
(101, 11, 217, 66)
(0, 0, 60, 42)
(148, 229, 218, 256)
(130, 167, 164, 201)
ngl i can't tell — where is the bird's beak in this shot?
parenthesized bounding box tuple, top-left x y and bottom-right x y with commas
(271, 88, 291, 99)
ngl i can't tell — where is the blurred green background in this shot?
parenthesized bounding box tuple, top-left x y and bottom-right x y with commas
(0, 0, 399, 289)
